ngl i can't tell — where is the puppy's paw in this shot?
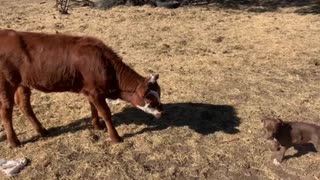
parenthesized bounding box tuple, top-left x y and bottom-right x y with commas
(273, 158, 281, 166)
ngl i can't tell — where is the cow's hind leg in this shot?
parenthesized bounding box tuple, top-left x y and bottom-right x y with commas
(88, 94, 122, 143)
(0, 83, 20, 147)
(89, 102, 104, 130)
(14, 86, 48, 136)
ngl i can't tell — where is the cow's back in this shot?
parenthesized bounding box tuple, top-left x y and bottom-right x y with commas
(0, 30, 117, 94)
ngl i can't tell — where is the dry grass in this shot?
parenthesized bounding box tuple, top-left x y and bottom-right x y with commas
(0, 0, 320, 179)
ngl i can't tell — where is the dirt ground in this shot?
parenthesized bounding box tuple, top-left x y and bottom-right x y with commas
(0, 0, 319, 179)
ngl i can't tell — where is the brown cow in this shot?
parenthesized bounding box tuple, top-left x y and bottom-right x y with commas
(0, 29, 163, 148)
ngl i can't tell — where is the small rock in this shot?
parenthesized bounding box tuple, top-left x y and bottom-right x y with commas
(214, 36, 224, 43)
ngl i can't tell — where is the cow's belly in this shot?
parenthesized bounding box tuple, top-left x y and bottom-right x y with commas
(21, 67, 83, 93)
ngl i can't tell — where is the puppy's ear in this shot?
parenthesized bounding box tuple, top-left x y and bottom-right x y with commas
(276, 118, 284, 125)
(279, 119, 284, 126)
(273, 118, 283, 134)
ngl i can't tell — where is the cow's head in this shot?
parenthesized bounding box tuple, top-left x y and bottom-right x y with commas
(130, 74, 163, 118)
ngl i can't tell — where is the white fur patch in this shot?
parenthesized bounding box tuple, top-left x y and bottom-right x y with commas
(273, 158, 281, 166)
(106, 98, 122, 105)
(137, 103, 161, 118)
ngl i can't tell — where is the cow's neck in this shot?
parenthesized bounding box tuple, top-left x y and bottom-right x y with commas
(112, 59, 144, 102)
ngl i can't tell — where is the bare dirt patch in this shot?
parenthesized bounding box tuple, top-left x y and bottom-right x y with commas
(0, 0, 319, 179)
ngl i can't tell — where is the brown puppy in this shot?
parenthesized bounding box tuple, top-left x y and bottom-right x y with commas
(262, 117, 320, 165)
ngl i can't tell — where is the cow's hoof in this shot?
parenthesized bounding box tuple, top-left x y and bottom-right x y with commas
(110, 137, 123, 143)
(9, 140, 22, 148)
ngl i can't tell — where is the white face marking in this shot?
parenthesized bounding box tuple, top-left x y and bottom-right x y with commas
(148, 90, 160, 103)
(137, 103, 161, 118)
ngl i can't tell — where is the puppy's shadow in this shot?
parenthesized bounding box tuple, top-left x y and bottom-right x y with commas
(112, 102, 240, 138)
(283, 144, 318, 161)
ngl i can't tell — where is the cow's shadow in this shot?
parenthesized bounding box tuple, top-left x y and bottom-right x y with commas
(113, 103, 240, 138)
(22, 102, 240, 144)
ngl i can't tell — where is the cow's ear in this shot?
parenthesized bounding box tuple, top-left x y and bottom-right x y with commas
(146, 74, 159, 84)
(153, 74, 159, 80)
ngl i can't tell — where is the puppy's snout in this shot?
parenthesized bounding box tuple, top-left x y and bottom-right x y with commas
(264, 132, 274, 140)
(262, 129, 273, 140)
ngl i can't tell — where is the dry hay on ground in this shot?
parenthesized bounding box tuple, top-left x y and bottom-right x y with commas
(0, 0, 319, 179)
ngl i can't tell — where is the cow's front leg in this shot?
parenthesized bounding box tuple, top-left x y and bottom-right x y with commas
(15, 86, 48, 136)
(88, 94, 122, 143)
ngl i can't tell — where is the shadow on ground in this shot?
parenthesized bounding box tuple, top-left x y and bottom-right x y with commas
(22, 118, 93, 145)
(22, 102, 240, 144)
(283, 143, 318, 161)
(186, 0, 320, 14)
(113, 103, 240, 138)
(69, 0, 320, 15)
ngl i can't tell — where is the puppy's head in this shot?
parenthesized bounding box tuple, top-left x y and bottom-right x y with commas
(261, 117, 283, 140)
